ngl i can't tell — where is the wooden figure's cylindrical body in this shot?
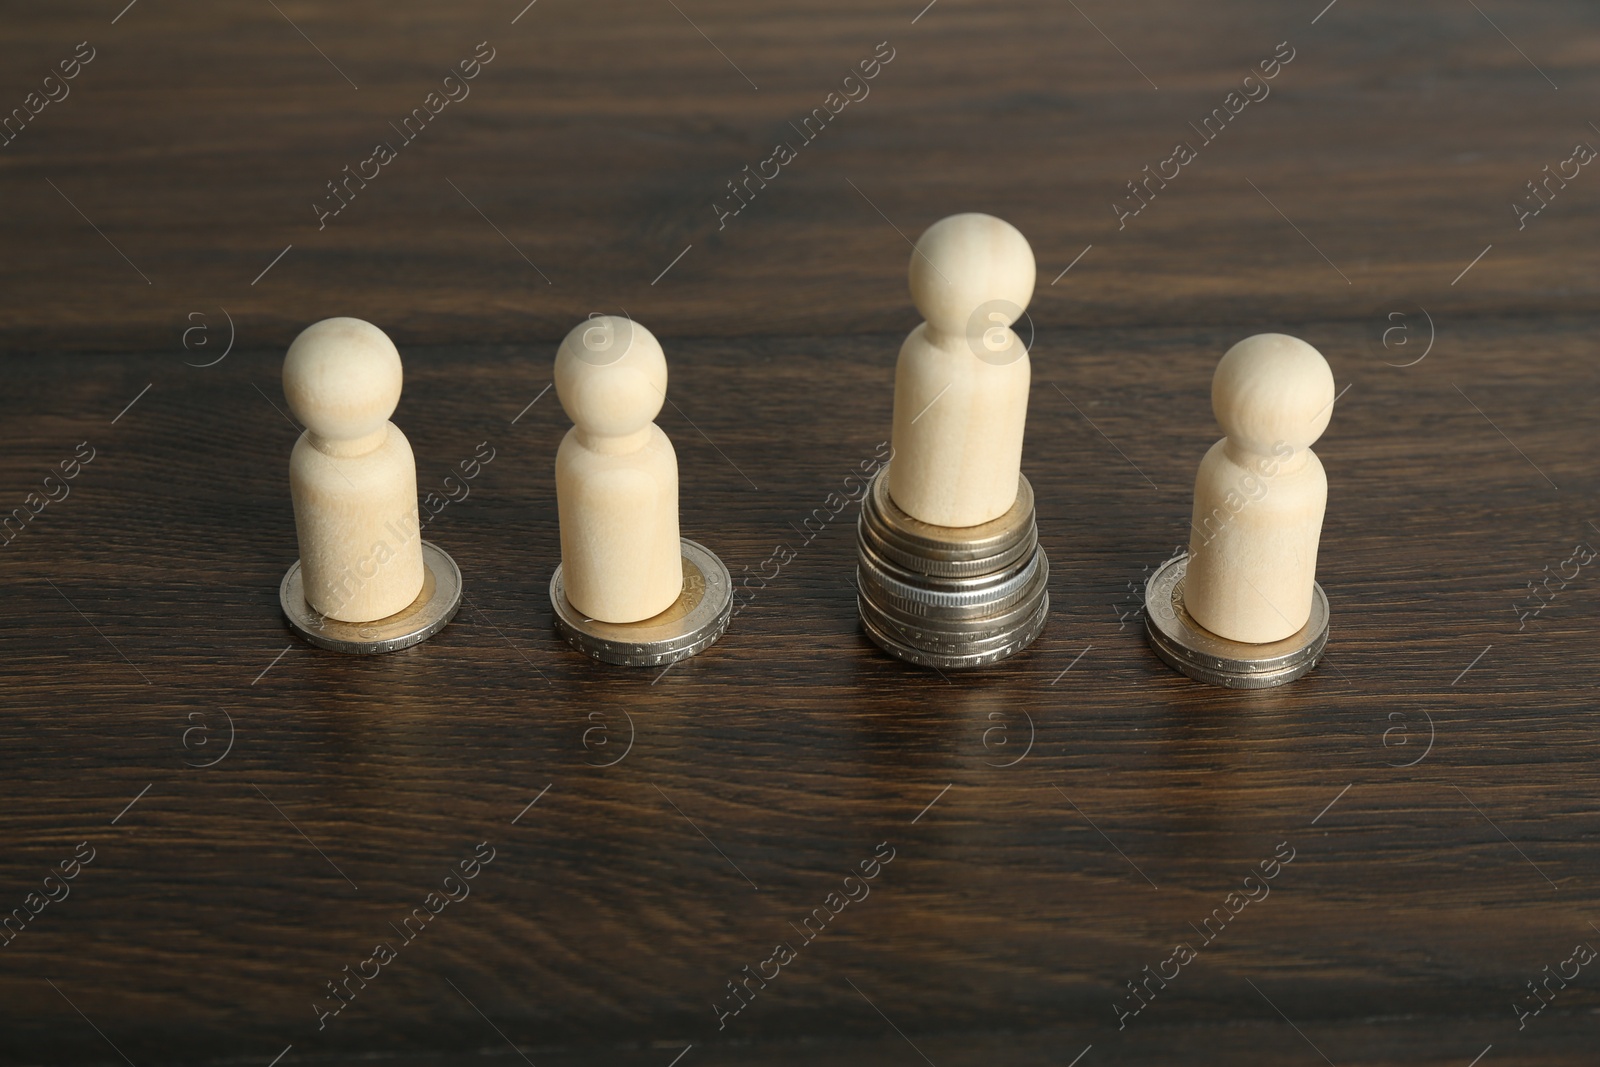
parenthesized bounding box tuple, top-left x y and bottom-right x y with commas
(883, 212, 1036, 529)
(290, 426, 425, 622)
(1182, 332, 1336, 645)
(283, 317, 426, 624)
(889, 324, 1029, 526)
(553, 315, 683, 624)
(556, 424, 681, 623)
(1184, 440, 1326, 643)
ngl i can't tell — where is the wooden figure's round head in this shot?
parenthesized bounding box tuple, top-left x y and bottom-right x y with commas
(555, 315, 667, 437)
(1212, 333, 1335, 453)
(908, 213, 1036, 338)
(283, 317, 403, 441)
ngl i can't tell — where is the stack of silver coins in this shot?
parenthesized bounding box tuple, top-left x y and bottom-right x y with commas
(855, 465, 1049, 669)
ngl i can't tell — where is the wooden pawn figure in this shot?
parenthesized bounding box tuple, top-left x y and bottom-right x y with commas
(554, 316, 681, 623)
(284, 317, 425, 622)
(889, 212, 1036, 527)
(1184, 333, 1335, 643)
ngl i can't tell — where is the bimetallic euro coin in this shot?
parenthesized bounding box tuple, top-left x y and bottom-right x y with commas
(1143, 554, 1328, 689)
(551, 538, 732, 667)
(281, 540, 463, 654)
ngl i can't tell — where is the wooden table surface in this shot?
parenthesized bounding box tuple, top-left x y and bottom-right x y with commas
(3, 1, 1598, 1065)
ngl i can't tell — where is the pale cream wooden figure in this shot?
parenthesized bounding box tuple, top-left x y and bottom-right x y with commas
(284, 317, 425, 622)
(888, 213, 1036, 528)
(1184, 333, 1335, 644)
(554, 316, 682, 623)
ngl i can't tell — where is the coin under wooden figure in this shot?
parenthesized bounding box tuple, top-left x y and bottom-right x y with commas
(548, 315, 732, 666)
(1145, 332, 1334, 688)
(858, 213, 1050, 669)
(277, 317, 462, 654)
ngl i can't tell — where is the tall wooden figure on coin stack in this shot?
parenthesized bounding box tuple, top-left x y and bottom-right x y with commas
(279, 317, 462, 654)
(855, 214, 1051, 669)
(1144, 333, 1335, 688)
(548, 315, 732, 667)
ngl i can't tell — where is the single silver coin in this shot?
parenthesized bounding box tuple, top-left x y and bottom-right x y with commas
(861, 591, 1049, 669)
(856, 553, 1050, 632)
(858, 572, 1047, 639)
(860, 589, 1049, 656)
(864, 610, 1045, 659)
(865, 465, 1035, 563)
(1143, 554, 1329, 689)
(281, 540, 463, 655)
(550, 538, 732, 667)
(858, 541, 1048, 620)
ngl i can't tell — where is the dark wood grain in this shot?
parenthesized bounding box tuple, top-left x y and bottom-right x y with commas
(2, 1, 1599, 1065)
